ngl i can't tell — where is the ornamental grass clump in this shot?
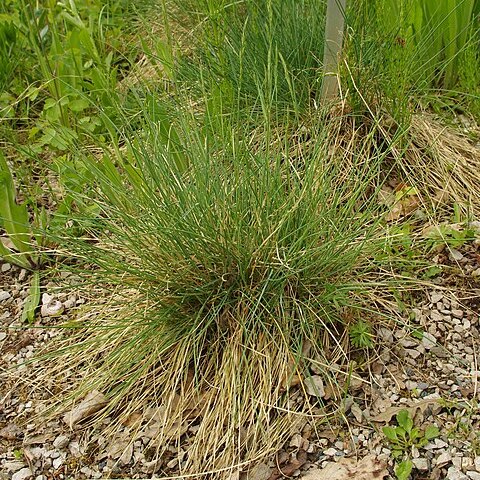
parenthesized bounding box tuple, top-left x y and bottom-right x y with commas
(43, 110, 402, 476)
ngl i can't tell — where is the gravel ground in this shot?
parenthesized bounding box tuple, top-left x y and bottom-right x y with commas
(1, 236, 479, 480)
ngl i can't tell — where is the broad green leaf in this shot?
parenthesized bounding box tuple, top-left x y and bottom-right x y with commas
(396, 410, 413, 433)
(424, 425, 440, 440)
(0, 239, 30, 269)
(382, 426, 399, 442)
(392, 448, 404, 459)
(396, 459, 413, 480)
(410, 427, 420, 441)
(0, 150, 33, 256)
(68, 98, 90, 112)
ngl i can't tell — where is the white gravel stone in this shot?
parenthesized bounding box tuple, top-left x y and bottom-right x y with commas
(467, 471, 480, 480)
(289, 434, 303, 448)
(400, 338, 418, 348)
(40, 296, 64, 317)
(436, 451, 452, 466)
(324, 448, 337, 456)
(405, 380, 418, 390)
(52, 457, 64, 469)
(412, 458, 429, 471)
(406, 349, 422, 359)
(449, 249, 464, 261)
(304, 375, 325, 398)
(4, 461, 25, 473)
(447, 467, 469, 480)
(53, 435, 69, 449)
(350, 402, 363, 423)
(0, 290, 11, 301)
(475, 457, 480, 472)
(1, 262, 11, 272)
(12, 468, 33, 480)
(378, 327, 394, 343)
(422, 332, 437, 349)
(431, 292, 443, 304)
(0, 332, 6, 341)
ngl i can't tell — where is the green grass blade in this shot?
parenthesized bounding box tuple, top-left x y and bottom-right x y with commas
(21, 270, 41, 323)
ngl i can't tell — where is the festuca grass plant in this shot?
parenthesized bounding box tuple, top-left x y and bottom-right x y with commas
(40, 98, 415, 476)
(9, 1, 477, 477)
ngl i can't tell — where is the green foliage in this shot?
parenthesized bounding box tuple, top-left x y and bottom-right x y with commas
(1, 0, 477, 473)
(21, 271, 41, 323)
(176, 0, 326, 118)
(345, 0, 480, 121)
(0, 151, 43, 322)
(0, 150, 38, 269)
(349, 320, 374, 348)
(376, 0, 479, 89)
(395, 460, 413, 480)
(383, 409, 440, 479)
(0, 0, 141, 151)
(423, 216, 477, 250)
(54, 94, 402, 407)
(0, 13, 17, 91)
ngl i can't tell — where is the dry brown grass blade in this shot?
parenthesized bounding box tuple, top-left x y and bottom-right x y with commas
(15, 291, 341, 479)
(405, 114, 480, 216)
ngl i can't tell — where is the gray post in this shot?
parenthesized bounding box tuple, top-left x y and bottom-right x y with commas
(321, 0, 347, 101)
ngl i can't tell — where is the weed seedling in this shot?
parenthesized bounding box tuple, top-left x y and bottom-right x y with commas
(383, 409, 439, 480)
(349, 320, 374, 348)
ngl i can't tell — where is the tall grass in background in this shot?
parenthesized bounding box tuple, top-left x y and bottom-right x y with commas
(169, 0, 326, 120)
(344, 0, 480, 120)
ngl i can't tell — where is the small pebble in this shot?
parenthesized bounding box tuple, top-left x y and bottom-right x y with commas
(431, 292, 443, 304)
(0, 290, 11, 301)
(449, 249, 463, 261)
(435, 451, 452, 467)
(12, 468, 33, 480)
(447, 467, 469, 480)
(412, 458, 429, 471)
(53, 435, 69, 449)
(422, 332, 437, 349)
(324, 448, 337, 456)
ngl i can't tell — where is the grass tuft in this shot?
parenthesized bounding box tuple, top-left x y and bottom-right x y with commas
(38, 110, 415, 476)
